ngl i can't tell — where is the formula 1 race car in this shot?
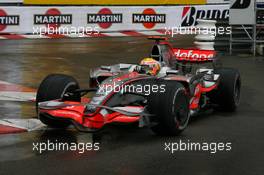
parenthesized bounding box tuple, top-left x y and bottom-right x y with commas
(36, 37, 241, 136)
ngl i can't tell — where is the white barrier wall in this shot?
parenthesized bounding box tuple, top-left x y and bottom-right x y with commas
(0, 5, 229, 34)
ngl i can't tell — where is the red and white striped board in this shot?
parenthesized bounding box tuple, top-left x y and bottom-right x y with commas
(0, 30, 166, 40)
(0, 80, 36, 102)
(0, 80, 41, 134)
(0, 119, 45, 134)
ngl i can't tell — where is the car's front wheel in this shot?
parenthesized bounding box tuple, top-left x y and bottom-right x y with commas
(36, 74, 81, 128)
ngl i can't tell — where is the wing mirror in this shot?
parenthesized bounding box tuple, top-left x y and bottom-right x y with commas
(166, 70, 179, 75)
(101, 66, 111, 71)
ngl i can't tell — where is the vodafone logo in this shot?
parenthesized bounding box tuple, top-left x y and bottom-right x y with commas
(173, 49, 216, 62)
(181, 6, 229, 26)
(87, 8, 122, 29)
(133, 8, 166, 29)
(34, 8, 72, 29)
(0, 9, 19, 32)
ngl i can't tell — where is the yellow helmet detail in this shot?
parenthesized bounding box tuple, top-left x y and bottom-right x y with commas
(140, 58, 161, 76)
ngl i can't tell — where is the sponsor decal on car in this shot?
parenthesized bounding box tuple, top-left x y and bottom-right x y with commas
(132, 8, 166, 29)
(0, 9, 19, 31)
(173, 49, 216, 61)
(87, 8, 122, 29)
(181, 6, 229, 26)
(34, 8, 72, 29)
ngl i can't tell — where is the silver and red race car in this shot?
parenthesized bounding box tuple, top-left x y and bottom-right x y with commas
(36, 37, 241, 136)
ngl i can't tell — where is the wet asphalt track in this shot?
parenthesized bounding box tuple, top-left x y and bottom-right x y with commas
(0, 36, 264, 175)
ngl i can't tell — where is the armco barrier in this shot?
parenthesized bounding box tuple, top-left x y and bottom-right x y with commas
(0, 5, 229, 34)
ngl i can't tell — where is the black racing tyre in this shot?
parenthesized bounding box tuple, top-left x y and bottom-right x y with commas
(148, 81, 190, 136)
(89, 77, 97, 88)
(36, 74, 81, 128)
(209, 68, 241, 112)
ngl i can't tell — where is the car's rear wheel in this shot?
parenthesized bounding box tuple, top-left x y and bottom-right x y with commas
(148, 81, 190, 136)
(209, 68, 241, 112)
(36, 74, 81, 128)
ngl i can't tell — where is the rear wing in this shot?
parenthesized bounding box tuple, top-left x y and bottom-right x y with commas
(173, 48, 217, 62)
(148, 36, 167, 44)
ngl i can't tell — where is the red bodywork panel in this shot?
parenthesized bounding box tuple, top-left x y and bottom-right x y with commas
(189, 83, 218, 110)
(40, 101, 142, 130)
(41, 106, 141, 129)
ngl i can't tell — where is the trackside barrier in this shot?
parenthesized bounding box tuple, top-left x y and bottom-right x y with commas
(0, 30, 166, 39)
(0, 5, 229, 38)
(23, 0, 206, 5)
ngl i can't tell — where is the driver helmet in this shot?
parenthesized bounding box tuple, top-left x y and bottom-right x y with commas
(139, 58, 161, 76)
